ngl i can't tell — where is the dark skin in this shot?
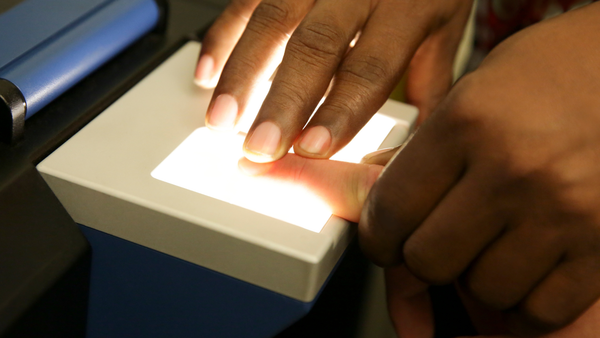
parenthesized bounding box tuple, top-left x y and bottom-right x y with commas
(206, 0, 600, 336)
(197, 0, 473, 161)
(360, 4, 600, 336)
(239, 149, 600, 338)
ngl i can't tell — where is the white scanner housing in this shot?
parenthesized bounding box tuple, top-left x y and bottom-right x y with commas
(37, 41, 418, 302)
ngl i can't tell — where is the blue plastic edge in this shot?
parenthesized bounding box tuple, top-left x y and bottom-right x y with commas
(79, 224, 344, 338)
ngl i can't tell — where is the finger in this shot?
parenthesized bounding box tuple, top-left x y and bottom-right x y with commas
(206, 0, 314, 131)
(507, 255, 600, 336)
(243, 0, 371, 163)
(458, 291, 600, 337)
(360, 146, 401, 166)
(358, 104, 467, 267)
(400, 170, 506, 285)
(360, 131, 415, 165)
(294, 1, 430, 159)
(462, 222, 565, 311)
(406, 3, 472, 124)
(405, 31, 456, 125)
(385, 265, 434, 338)
(196, 0, 262, 88)
(529, 298, 600, 338)
(238, 154, 382, 222)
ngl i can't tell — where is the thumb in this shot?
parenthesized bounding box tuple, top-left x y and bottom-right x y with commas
(238, 154, 383, 223)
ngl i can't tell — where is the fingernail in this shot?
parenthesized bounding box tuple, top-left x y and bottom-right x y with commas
(245, 121, 281, 160)
(360, 146, 400, 164)
(298, 126, 331, 155)
(207, 94, 238, 131)
(194, 54, 214, 88)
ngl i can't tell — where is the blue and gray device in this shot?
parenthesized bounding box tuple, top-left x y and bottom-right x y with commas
(0, 0, 161, 142)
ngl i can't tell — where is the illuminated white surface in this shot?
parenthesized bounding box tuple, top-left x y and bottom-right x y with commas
(152, 128, 331, 232)
(330, 113, 395, 163)
(152, 113, 395, 233)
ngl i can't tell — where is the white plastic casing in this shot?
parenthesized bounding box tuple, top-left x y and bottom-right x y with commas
(37, 41, 417, 302)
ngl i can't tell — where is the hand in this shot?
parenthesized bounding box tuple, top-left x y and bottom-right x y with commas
(239, 148, 600, 337)
(199, 0, 473, 163)
(457, 289, 600, 338)
(359, 3, 600, 335)
(388, 269, 600, 338)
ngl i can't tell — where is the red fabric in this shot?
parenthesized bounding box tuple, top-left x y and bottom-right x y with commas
(475, 0, 597, 52)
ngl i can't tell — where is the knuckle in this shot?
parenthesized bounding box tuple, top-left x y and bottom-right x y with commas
(498, 157, 598, 219)
(287, 22, 346, 64)
(322, 94, 363, 119)
(443, 77, 486, 132)
(273, 78, 311, 111)
(249, 1, 294, 34)
(498, 161, 540, 185)
(440, 74, 500, 142)
(337, 55, 392, 90)
(403, 239, 455, 285)
(499, 146, 564, 184)
(229, 0, 257, 20)
(551, 183, 592, 216)
(540, 162, 600, 219)
(221, 54, 261, 84)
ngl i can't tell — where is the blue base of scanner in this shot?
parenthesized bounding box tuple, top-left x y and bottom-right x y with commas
(80, 225, 326, 338)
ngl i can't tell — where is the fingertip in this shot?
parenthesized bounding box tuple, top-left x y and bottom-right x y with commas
(195, 54, 217, 88)
(206, 94, 238, 131)
(194, 77, 218, 89)
(242, 151, 280, 163)
(296, 126, 332, 156)
(243, 121, 283, 163)
(360, 146, 401, 165)
(237, 157, 273, 176)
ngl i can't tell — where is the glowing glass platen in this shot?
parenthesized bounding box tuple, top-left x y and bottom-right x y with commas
(151, 114, 396, 232)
